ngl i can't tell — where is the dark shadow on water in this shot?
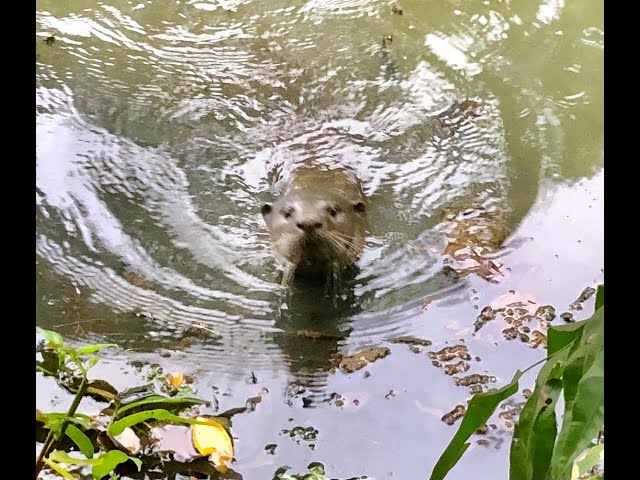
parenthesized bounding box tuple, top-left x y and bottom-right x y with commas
(268, 275, 361, 406)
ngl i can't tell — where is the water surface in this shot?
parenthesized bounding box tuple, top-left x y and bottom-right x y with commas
(36, 1, 603, 478)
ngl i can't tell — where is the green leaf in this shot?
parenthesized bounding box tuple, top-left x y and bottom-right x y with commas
(86, 355, 100, 370)
(550, 307, 604, 479)
(91, 450, 131, 480)
(65, 424, 94, 459)
(530, 378, 563, 478)
(39, 328, 64, 348)
(108, 408, 213, 437)
(510, 357, 563, 480)
(429, 370, 522, 480)
(36, 364, 56, 376)
(50, 450, 96, 465)
(547, 320, 585, 357)
(49, 450, 141, 480)
(41, 456, 76, 479)
(38, 412, 93, 436)
(76, 344, 118, 356)
(594, 285, 604, 311)
(572, 444, 604, 479)
(116, 394, 206, 417)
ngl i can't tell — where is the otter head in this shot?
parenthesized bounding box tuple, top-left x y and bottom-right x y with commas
(261, 169, 368, 281)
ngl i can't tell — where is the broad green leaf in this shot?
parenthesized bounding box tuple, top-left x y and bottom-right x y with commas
(38, 411, 93, 435)
(76, 344, 118, 356)
(550, 348, 604, 479)
(41, 456, 76, 479)
(547, 321, 585, 357)
(108, 408, 213, 437)
(572, 444, 604, 479)
(65, 424, 94, 459)
(510, 352, 569, 480)
(594, 285, 604, 311)
(530, 378, 563, 479)
(116, 394, 206, 417)
(39, 328, 64, 348)
(429, 370, 522, 480)
(91, 450, 133, 480)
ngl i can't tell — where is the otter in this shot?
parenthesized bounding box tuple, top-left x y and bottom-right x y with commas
(261, 167, 368, 285)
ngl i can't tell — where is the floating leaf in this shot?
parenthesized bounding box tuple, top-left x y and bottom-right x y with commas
(429, 371, 522, 480)
(192, 416, 234, 473)
(65, 424, 94, 459)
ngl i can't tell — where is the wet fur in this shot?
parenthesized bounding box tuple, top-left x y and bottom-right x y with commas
(261, 168, 368, 283)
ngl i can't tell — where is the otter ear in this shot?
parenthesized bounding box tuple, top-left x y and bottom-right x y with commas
(353, 202, 366, 214)
(261, 204, 273, 217)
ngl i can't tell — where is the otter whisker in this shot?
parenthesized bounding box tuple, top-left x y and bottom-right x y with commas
(324, 231, 360, 252)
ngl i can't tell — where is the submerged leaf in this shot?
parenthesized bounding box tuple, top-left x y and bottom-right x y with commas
(192, 416, 234, 473)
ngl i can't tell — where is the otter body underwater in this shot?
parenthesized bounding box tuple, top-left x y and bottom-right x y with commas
(261, 167, 368, 286)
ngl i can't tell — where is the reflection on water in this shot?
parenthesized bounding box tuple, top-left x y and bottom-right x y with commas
(36, 0, 603, 478)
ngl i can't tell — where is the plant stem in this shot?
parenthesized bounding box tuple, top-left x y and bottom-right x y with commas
(35, 376, 89, 478)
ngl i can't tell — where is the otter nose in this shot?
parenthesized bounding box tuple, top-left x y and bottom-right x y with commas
(296, 220, 323, 233)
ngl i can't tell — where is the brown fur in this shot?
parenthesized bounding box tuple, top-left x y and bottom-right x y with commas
(261, 167, 368, 281)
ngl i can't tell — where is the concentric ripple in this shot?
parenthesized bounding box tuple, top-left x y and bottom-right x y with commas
(36, 0, 601, 379)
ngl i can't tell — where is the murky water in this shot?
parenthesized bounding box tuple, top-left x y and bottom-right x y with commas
(36, 1, 603, 478)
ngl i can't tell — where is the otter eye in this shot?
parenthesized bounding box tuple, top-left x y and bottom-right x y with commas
(326, 205, 341, 217)
(353, 202, 366, 213)
(281, 206, 294, 219)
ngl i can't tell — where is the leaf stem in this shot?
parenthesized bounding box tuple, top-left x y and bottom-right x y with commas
(35, 376, 89, 478)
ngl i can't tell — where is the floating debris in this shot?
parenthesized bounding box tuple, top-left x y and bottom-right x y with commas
(442, 405, 466, 425)
(428, 345, 471, 362)
(570, 286, 596, 311)
(336, 347, 390, 373)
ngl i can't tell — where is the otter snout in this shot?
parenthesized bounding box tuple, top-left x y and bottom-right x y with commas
(296, 220, 323, 233)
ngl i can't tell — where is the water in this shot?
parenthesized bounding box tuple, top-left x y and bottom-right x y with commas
(36, 1, 603, 478)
